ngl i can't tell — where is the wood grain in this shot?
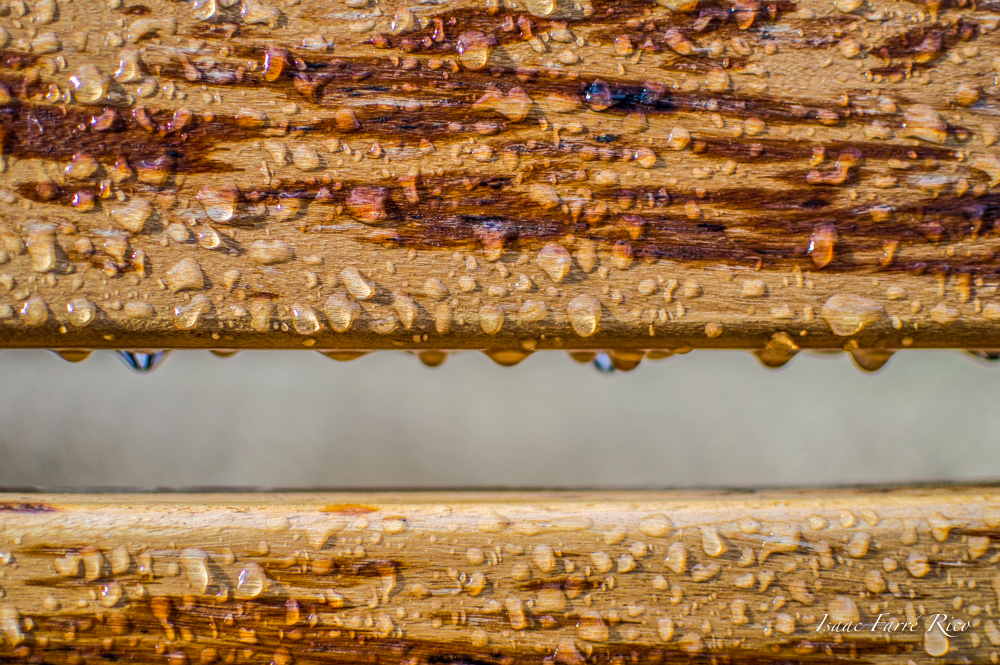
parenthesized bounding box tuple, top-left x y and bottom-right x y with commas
(0, 0, 999, 363)
(0, 489, 999, 664)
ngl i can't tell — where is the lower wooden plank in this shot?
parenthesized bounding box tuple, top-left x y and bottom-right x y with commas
(0, 489, 999, 664)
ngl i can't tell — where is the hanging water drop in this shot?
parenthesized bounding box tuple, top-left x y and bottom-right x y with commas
(115, 350, 170, 373)
(593, 351, 615, 373)
(53, 349, 93, 363)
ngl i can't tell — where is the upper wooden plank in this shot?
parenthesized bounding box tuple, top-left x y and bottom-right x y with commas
(0, 0, 997, 353)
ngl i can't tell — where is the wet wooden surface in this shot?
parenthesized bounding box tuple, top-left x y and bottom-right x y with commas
(0, 0, 998, 361)
(0, 489, 998, 664)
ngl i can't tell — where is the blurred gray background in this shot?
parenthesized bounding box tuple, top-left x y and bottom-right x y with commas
(0, 348, 996, 489)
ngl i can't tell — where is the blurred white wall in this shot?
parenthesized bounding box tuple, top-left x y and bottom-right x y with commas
(0, 348, 995, 489)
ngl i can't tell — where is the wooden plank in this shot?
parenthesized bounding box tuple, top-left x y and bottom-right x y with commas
(0, 0, 998, 362)
(0, 489, 998, 664)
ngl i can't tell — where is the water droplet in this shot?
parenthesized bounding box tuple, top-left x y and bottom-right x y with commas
(197, 185, 239, 223)
(765, 331, 798, 357)
(902, 104, 947, 144)
(505, 596, 527, 629)
(334, 108, 361, 131)
(638, 513, 672, 538)
(192, 0, 216, 20)
(524, 0, 555, 16)
(115, 350, 170, 373)
(837, 36, 861, 58)
(390, 6, 415, 33)
(223, 270, 241, 290)
(113, 46, 143, 82)
(416, 350, 448, 367)
(741, 279, 767, 297)
(456, 31, 496, 70)
(657, 617, 674, 642)
(292, 144, 319, 171)
(320, 351, 368, 362)
(54, 349, 93, 362)
(667, 126, 691, 151)
(261, 45, 286, 82)
(174, 295, 212, 330)
(755, 347, 796, 369)
(167, 222, 190, 244)
(324, 293, 360, 332)
(924, 618, 950, 656)
(340, 266, 375, 300)
(198, 225, 221, 249)
(236, 562, 266, 599)
(529, 183, 560, 210)
(26, 223, 56, 272)
(391, 292, 417, 330)
(272, 198, 302, 221)
(577, 610, 609, 642)
(69, 64, 108, 103)
(180, 549, 210, 594)
(588, 352, 613, 372)
(608, 349, 644, 371)
(537, 243, 571, 283)
(574, 240, 597, 274)
(479, 304, 504, 334)
(292, 305, 321, 334)
(249, 299, 275, 333)
(518, 299, 548, 323)
(165, 258, 205, 292)
(111, 546, 130, 574)
(705, 68, 730, 92)
(809, 224, 836, 268)
(850, 348, 894, 372)
(263, 140, 287, 165)
(284, 597, 300, 626)
(759, 524, 800, 560)
(111, 198, 152, 234)
(553, 637, 583, 665)
(825, 595, 859, 624)
(434, 302, 453, 335)
(127, 17, 177, 42)
(473, 87, 532, 123)
(100, 581, 123, 607)
(484, 349, 531, 366)
(54, 553, 81, 577)
(34, 0, 54, 22)
(821, 294, 885, 336)
(546, 92, 582, 114)
(0, 606, 24, 646)
(346, 187, 388, 224)
(567, 293, 600, 337)
(20, 295, 48, 326)
(972, 154, 1000, 187)
(66, 153, 99, 180)
(655, 0, 697, 10)
(248, 240, 293, 265)
(525, 543, 554, 572)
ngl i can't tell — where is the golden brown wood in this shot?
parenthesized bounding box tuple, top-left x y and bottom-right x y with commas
(1, 489, 999, 664)
(0, 0, 999, 362)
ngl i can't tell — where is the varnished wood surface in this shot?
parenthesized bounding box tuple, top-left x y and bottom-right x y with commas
(0, 0, 998, 360)
(0, 489, 999, 663)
